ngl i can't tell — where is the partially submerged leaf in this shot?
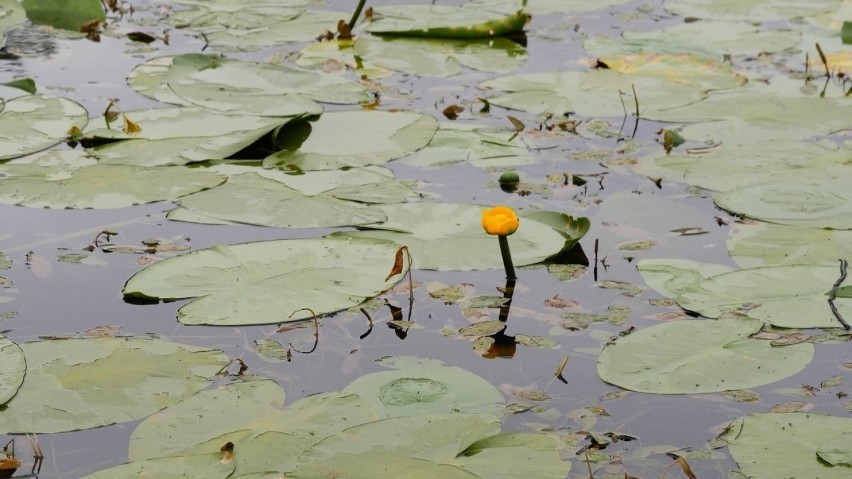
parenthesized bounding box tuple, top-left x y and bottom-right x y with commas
(366, 5, 529, 38)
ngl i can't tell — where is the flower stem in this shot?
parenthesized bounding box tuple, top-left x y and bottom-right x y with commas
(498, 235, 516, 280)
(348, 0, 367, 29)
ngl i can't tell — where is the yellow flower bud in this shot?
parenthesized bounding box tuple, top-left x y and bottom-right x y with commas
(481, 206, 519, 236)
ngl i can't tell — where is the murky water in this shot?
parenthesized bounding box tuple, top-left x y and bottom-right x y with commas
(1, 0, 849, 477)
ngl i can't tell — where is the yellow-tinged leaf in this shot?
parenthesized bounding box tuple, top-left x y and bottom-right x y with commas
(122, 114, 142, 134)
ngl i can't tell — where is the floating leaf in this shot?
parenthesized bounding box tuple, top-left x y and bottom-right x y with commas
(343, 356, 504, 418)
(728, 222, 852, 268)
(400, 123, 536, 169)
(163, 54, 367, 116)
(332, 203, 576, 271)
(677, 265, 852, 328)
(637, 259, 734, 298)
(1, 77, 36, 94)
(170, 166, 415, 228)
(597, 317, 814, 394)
(81, 452, 235, 479)
(21, 0, 104, 32)
(728, 413, 852, 479)
(86, 107, 293, 167)
(366, 5, 529, 38)
(0, 335, 24, 405)
(122, 236, 407, 326)
(253, 339, 289, 363)
(0, 95, 87, 160)
(129, 378, 377, 475)
(263, 110, 437, 170)
(297, 36, 526, 78)
(460, 320, 507, 337)
(469, 0, 631, 15)
(714, 167, 852, 229)
(0, 337, 227, 433)
(0, 151, 226, 209)
(515, 335, 559, 349)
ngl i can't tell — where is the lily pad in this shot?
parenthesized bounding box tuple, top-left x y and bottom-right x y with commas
(21, 0, 104, 32)
(297, 36, 527, 78)
(81, 452, 235, 479)
(677, 265, 852, 329)
(342, 356, 504, 418)
(714, 166, 852, 229)
(129, 378, 377, 472)
(0, 335, 24, 405)
(263, 110, 437, 170)
(728, 413, 852, 479)
(85, 107, 293, 166)
(169, 166, 415, 228)
(469, 0, 631, 15)
(0, 337, 228, 433)
(728, 222, 852, 268)
(0, 150, 226, 209)
(0, 94, 88, 160)
(165, 4, 342, 50)
(400, 123, 536, 169)
(365, 5, 529, 38)
(597, 317, 814, 394)
(664, 0, 841, 22)
(637, 259, 734, 298)
(122, 236, 407, 326)
(163, 54, 368, 116)
(479, 53, 744, 119)
(331, 202, 578, 271)
(290, 413, 570, 479)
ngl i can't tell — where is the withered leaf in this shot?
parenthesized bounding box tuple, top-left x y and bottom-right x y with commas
(442, 104, 465, 120)
(127, 32, 157, 44)
(122, 114, 142, 134)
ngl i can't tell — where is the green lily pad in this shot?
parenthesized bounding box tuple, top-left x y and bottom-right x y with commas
(0, 337, 228, 433)
(263, 110, 437, 170)
(0, 94, 88, 160)
(479, 54, 744, 118)
(129, 378, 377, 472)
(162, 54, 368, 116)
(714, 166, 852, 229)
(169, 165, 415, 228)
(122, 236, 407, 326)
(597, 317, 814, 394)
(0, 335, 24, 406)
(365, 5, 529, 38)
(85, 107, 293, 166)
(460, 320, 507, 337)
(637, 259, 734, 298)
(165, 3, 341, 51)
(290, 413, 569, 479)
(728, 222, 852, 268)
(343, 356, 504, 418)
(0, 0, 26, 42)
(817, 433, 852, 467)
(331, 202, 578, 271)
(0, 151, 226, 209)
(469, 0, 631, 15)
(585, 22, 801, 59)
(664, 0, 841, 22)
(400, 123, 536, 169)
(297, 36, 527, 78)
(81, 452, 235, 479)
(21, 0, 104, 32)
(728, 413, 852, 479)
(677, 265, 852, 329)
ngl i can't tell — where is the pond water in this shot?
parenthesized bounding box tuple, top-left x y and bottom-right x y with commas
(1, 0, 850, 478)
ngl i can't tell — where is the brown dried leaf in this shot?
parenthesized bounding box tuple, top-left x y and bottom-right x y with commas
(127, 32, 157, 44)
(442, 104, 465, 120)
(122, 114, 142, 134)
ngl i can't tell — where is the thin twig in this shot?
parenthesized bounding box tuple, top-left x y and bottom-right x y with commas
(359, 307, 373, 339)
(289, 308, 320, 353)
(815, 42, 830, 77)
(584, 449, 594, 479)
(828, 259, 850, 330)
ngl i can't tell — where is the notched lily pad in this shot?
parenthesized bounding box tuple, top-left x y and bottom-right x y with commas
(0, 94, 88, 160)
(0, 335, 25, 406)
(122, 236, 408, 326)
(0, 337, 228, 433)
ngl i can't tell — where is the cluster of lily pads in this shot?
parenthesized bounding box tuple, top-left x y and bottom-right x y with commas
(2, 0, 851, 477)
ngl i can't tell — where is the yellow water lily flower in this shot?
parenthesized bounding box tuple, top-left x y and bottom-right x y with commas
(481, 206, 519, 236)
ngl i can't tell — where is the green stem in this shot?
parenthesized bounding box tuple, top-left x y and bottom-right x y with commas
(498, 235, 516, 280)
(348, 0, 367, 29)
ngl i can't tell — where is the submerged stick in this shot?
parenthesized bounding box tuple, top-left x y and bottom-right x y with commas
(828, 259, 850, 330)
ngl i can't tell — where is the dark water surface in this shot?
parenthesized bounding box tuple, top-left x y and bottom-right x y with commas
(1, 0, 849, 477)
